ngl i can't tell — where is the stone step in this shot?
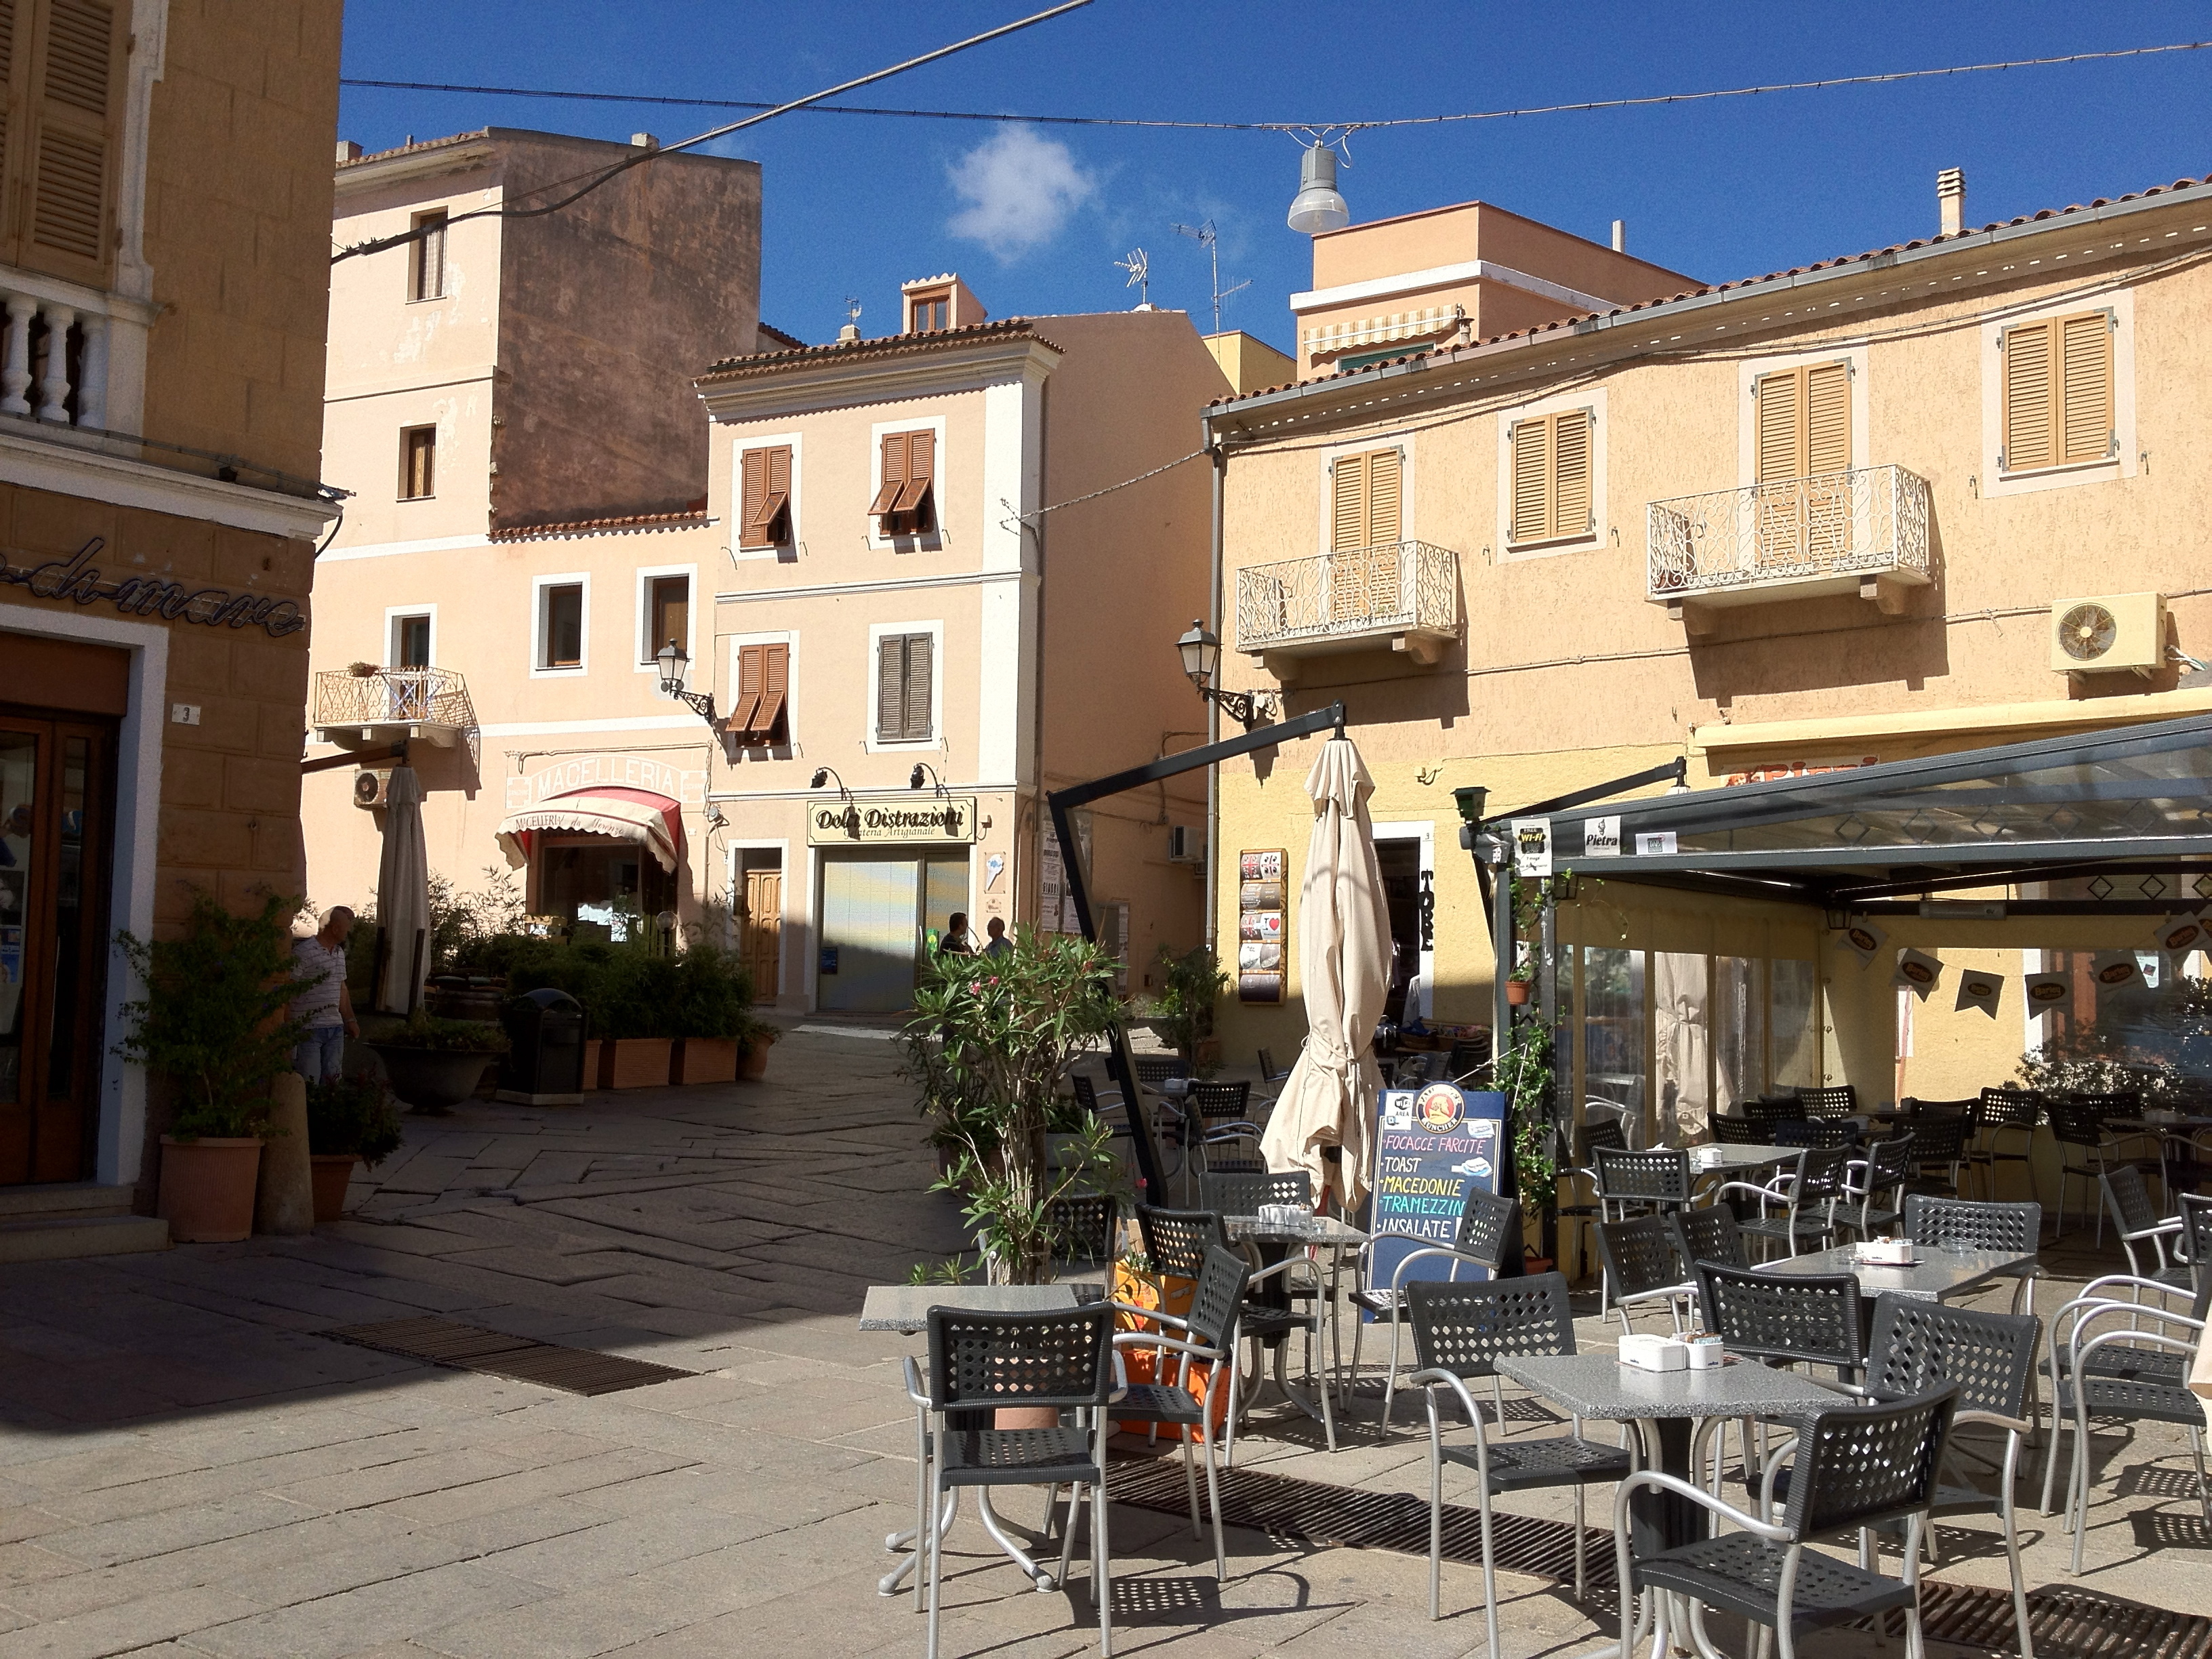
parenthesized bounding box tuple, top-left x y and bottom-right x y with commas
(0, 1216, 169, 1263)
(0, 1183, 138, 1222)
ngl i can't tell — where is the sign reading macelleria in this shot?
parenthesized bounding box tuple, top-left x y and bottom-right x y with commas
(506, 755, 709, 811)
(808, 796, 977, 845)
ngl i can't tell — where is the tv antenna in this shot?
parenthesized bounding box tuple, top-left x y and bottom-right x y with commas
(1115, 247, 1149, 308)
(1172, 220, 1249, 334)
(843, 295, 863, 327)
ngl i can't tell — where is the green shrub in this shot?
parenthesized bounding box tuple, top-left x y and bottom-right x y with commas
(380, 1010, 510, 1053)
(502, 935, 751, 1040)
(115, 890, 310, 1140)
(305, 1073, 405, 1165)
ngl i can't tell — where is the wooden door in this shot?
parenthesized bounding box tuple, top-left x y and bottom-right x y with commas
(742, 867, 781, 1001)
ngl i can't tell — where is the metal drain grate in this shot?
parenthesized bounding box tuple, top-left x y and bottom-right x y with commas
(1111, 1456, 2212, 1659)
(325, 1317, 695, 1396)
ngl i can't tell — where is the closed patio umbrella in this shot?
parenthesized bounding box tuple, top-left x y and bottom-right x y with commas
(373, 764, 430, 1015)
(1261, 734, 1391, 1210)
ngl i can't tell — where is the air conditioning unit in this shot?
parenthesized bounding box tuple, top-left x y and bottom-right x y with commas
(1167, 825, 1206, 864)
(353, 769, 392, 810)
(2051, 592, 2165, 678)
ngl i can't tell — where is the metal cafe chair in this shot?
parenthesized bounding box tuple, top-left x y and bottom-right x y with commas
(1710, 1114, 1769, 1147)
(1786, 1083, 1860, 1120)
(1197, 1169, 1309, 1217)
(1132, 1054, 1190, 1089)
(1668, 1202, 1750, 1277)
(2049, 1097, 2152, 1244)
(1347, 1189, 1521, 1431)
(1046, 1193, 1122, 1273)
(1446, 1034, 1493, 1083)
(1839, 1132, 1917, 1240)
(1718, 1145, 1849, 1260)
(1773, 1117, 1861, 1151)
(2098, 1167, 2192, 1290)
(1593, 1147, 1692, 1222)
(1254, 1046, 1292, 1109)
(1902, 1194, 2042, 1315)
(1405, 1273, 1634, 1640)
(1741, 1094, 1799, 1141)
(1896, 1106, 1972, 1197)
(1073, 1071, 1183, 1195)
(1104, 1244, 1251, 1582)
(1185, 1080, 1263, 1177)
(906, 1305, 1118, 1659)
(1695, 1258, 1867, 1389)
(1594, 1215, 1696, 1338)
(1616, 1387, 1958, 1659)
(1967, 1088, 2043, 1204)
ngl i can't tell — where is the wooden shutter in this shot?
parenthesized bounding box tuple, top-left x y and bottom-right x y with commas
(1805, 362, 1851, 475)
(739, 446, 793, 546)
(1364, 448, 1401, 546)
(1330, 451, 1367, 550)
(901, 632, 933, 740)
(755, 642, 789, 743)
(739, 448, 769, 545)
(875, 635, 905, 740)
(2002, 322, 2053, 472)
(893, 430, 935, 523)
(1551, 411, 1591, 536)
(724, 644, 764, 736)
(1509, 414, 1591, 543)
(869, 434, 907, 516)
(9, 0, 124, 284)
(1755, 371, 1800, 483)
(0, 2, 20, 251)
(2060, 312, 2113, 464)
(1509, 419, 1549, 544)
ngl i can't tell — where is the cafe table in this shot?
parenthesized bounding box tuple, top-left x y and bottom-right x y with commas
(1497, 1351, 1845, 1657)
(1755, 1242, 2038, 1306)
(1221, 1212, 1366, 1452)
(859, 1282, 1105, 1598)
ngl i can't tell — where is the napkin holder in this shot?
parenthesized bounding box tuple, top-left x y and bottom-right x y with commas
(1856, 1237, 1915, 1265)
(1619, 1334, 1689, 1372)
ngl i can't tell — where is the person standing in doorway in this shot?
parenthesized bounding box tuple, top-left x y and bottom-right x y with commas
(982, 916, 1012, 959)
(940, 912, 975, 956)
(293, 907, 359, 1084)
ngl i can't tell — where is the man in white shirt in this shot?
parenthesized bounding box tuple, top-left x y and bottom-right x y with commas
(293, 907, 359, 1084)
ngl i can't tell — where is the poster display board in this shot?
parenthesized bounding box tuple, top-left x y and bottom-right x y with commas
(1362, 1082, 1508, 1319)
(1237, 848, 1286, 1002)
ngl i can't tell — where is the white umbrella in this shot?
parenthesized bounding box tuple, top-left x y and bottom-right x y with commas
(373, 764, 430, 1015)
(1261, 735, 1391, 1210)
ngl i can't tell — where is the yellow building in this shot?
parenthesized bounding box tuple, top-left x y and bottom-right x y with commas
(1206, 168, 2212, 1216)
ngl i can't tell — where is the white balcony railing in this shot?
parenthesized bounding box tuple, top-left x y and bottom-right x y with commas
(312, 668, 475, 747)
(1236, 540, 1461, 662)
(1647, 464, 1931, 609)
(0, 280, 113, 430)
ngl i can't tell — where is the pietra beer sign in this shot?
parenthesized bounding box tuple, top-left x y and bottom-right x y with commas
(808, 796, 977, 846)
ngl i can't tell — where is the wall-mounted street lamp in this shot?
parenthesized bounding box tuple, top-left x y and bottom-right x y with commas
(808, 766, 853, 800)
(1176, 619, 1275, 731)
(655, 638, 718, 727)
(909, 762, 949, 796)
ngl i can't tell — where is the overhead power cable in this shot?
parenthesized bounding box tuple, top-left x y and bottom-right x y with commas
(329, 0, 1091, 265)
(342, 39, 2212, 136)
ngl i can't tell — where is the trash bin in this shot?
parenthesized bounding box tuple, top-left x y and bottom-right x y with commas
(496, 987, 586, 1105)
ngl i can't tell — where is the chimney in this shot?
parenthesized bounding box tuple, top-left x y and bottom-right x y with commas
(631, 132, 659, 151)
(1938, 167, 1965, 237)
(335, 138, 362, 165)
(1611, 219, 1625, 253)
(837, 321, 860, 342)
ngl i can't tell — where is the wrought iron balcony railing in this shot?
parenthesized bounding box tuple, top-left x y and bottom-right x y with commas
(312, 666, 475, 746)
(1235, 540, 1460, 663)
(1647, 464, 1931, 610)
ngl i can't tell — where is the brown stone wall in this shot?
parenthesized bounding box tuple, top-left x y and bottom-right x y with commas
(141, 0, 344, 487)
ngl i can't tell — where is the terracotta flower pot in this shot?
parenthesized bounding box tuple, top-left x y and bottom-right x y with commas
(672, 1037, 738, 1086)
(739, 1040, 772, 1080)
(158, 1136, 262, 1243)
(309, 1153, 358, 1223)
(1504, 979, 1533, 1006)
(369, 1044, 497, 1113)
(604, 1038, 674, 1089)
(581, 1039, 602, 1090)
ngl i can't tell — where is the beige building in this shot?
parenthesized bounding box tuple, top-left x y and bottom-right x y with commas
(1206, 167, 2212, 1192)
(689, 285, 1233, 1012)
(0, 1, 340, 1221)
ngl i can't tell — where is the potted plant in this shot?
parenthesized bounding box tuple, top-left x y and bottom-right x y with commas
(737, 1014, 780, 1080)
(367, 1011, 509, 1113)
(115, 891, 309, 1243)
(669, 945, 753, 1084)
(1496, 1017, 1559, 1269)
(304, 1072, 404, 1221)
(1504, 963, 1535, 1006)
(1143, 945, 1227, 1071)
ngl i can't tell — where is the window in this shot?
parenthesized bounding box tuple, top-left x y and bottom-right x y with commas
(724, 642, 790, 747)
(869, 430, 937, 536)
(1330, 448, 1402, 552)
(909, 291, 949, 333)
(539, 583, 583, 670)
(410, 211, 449, 302)
(391, 614, 431, 669)
(1507, 409, 1592, 544)
(400, 426, 436, 499)
(2002, 310, 2114, 473)
(0, 0, 129, 285)
(1753, 361, 1852, 562)
(875, 632, 933, 743)
(644, 575, 689, 664)
(739, 446, 793, 548)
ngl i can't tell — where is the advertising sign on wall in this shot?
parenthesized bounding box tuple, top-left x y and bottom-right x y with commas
(807, 797, 977, 846)
(1362, 1082, 1509, 1318)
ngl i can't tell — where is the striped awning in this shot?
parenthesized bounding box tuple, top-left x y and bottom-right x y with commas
(1303, 305, 1467, 359)
(496, 787, 681, 874)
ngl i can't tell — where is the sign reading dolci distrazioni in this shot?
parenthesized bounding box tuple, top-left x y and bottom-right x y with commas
(3, 538, 306, 638)
(808, 796, 977, 846)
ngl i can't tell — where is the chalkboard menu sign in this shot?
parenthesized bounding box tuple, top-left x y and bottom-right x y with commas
(1362, 1082, 1508, 1317)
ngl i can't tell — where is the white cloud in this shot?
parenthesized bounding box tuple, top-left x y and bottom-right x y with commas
(945, 127, 1096, 262)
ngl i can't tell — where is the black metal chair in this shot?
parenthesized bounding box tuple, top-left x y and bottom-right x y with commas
(1694, 1258, 1866, 1385)
(1594, 1214, 1694, 1337)
(1741, 1095, 1798, 1140)
(1186, 1080, 1263, 1176)
(1969, 1088, 2043, 1205)
(1133, 1054, 1189, 1088)
(1047, 1193, 1121, 1271)
(1719, 1145, 1849, 1260)
(1348, 1189, 1521, 1429)
(1406, 1273, 1633, 1640)
(1787, 1083, 1860, 1119)
(1863, 1298, 2041, 1659)
(1446, 1034, 1492, 1083)
(2182, 1192, 2212, 1276)
(2100, 1166, 2190, 1289)
(1197, 1169, 1309, 1217)
(909, 1306, 1118, 1659)
(1898, 1107, 1971, 1197)
(1135, 1204, 1227, 1281)
(1556, 1118, 1627, 1280)
(1839, 1132, 1917, 1238)
(1668, 1203, 1749, 1277)
(1107, 1244, 1250, 1581)
(1902, 1193, 2042, 1315)
(1616, 1388, 1958, 1659)
(1709, 1114, 1767, 1147)
(2049, 1097, 2132, 1244)
(1254, 1046, 1292, 1109)
(1593, 1147, 1692, 1220)
(1773, 1117, 1860, 1151)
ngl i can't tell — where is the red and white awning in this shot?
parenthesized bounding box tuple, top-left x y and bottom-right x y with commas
(496, 787, 682, 874)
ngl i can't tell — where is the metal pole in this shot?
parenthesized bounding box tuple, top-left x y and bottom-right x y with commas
(407, 928, 426, 1018)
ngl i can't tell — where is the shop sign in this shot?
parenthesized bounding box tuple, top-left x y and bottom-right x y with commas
(809, 796, 976, 845)
(505, 754, 707, 811)
(1580, 815, 1620, 858)
(1366, 1084, 1508, 1307)
(1510, 819, 1551, 877)
(3, 537, 305, 637)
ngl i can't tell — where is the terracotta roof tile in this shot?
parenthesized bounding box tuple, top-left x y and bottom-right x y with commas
(1214, 170, 2212, 409)
(339, 129, 491, 170)
(490, 504, 709, 541)
(697, 316, 1051, 382)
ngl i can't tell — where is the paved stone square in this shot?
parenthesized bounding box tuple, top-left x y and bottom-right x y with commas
(0, 1023, 2205, 1659)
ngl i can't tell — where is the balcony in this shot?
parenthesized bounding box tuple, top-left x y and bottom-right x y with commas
(1235, 540, 1461, 680)
(312, 667, 476, 749)
(1647, 464, 1932, 624)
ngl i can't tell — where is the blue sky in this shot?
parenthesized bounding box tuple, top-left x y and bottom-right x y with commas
(337, 2, 2212, 357)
